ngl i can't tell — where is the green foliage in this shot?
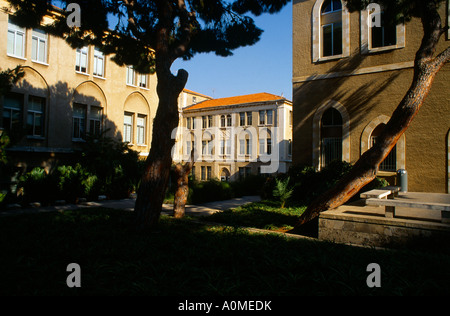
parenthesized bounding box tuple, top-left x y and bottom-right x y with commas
(188, 179, 234, 204)
(272, 177, 293, 208)
(343, 0, 447, 24)
(0, 66, 24, 97)
(6, 0, 290, 69)
(15, 134, 144, 205)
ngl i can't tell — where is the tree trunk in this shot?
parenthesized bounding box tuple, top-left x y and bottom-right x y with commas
(173, 150, 195, 219)
(296, 2, 450, 228)
(134, 0, 193, 231)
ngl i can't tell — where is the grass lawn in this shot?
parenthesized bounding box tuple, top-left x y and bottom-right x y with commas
(1, 206, 450, 296)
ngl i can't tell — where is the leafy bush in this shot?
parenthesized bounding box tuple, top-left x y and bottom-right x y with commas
(273, 177, 294, 208)
(188, 179, 234, 204)
(17, 167, 58, 205)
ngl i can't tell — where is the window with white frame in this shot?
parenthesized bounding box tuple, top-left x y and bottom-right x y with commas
(72, 103, 86, 140)
(75, 47, 88, 74)
(226, 114, 232, 127)
(7, 18, 26, 58)
(361, 3, 405, 53)
(31, 29, 48, 64)
(123, 113, 133, 143)
(93, 48, 105, 77)
(27, 96, 45, 137)
(126, 66, 136, 86)
(138, 74, 148, 88)
(321, 0, 343, 57)
(312, 0, 350, 62)
(220, 115, 226, 127)
(137, 115, 146, 145)
(3, 93, 23, 133)
(259, 131, 272, 155)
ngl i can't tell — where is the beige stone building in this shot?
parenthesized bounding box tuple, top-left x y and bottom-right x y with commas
(0, 1, 158, 170)
(172, 93, 293, 181)
(293, 0, 450, 193)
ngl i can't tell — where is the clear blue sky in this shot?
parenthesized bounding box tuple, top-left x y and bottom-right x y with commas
(173, 4, 293, 101)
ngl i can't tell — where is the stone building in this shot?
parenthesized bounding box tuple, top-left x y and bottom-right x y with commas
(0, 1, 158, 171)
(292, 0, 450, 193)
(172, 92, 293, 181)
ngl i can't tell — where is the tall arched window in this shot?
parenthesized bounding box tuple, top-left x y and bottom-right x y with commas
(321, 107, 343, 168)
(321, 0, 342, 57)
(370, 124, 397, 171)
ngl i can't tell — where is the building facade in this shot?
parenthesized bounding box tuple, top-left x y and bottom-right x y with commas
(293, 0, 450, 193)
(172, 93, 293, 181)
(0, 1, 158, 171)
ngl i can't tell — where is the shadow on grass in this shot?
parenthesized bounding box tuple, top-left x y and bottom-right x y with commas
(1, 207, 450, 296)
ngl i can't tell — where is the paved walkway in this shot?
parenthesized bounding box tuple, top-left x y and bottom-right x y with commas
(0, 196, 262, 217)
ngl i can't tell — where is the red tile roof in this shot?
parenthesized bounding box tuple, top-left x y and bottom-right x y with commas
(184, 92, 290, 111)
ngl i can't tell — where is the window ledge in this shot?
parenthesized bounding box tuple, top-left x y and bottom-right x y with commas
(7, 54, 27, 61)
(315, 54, 345, 63)
(75, 71, 89, 76)
(93, 75, 106, 80)
(32, 60, 49, 66)
(366, 45, 404, 54)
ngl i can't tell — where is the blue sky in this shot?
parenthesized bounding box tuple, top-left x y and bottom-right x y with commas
(173, 4, 293, 101)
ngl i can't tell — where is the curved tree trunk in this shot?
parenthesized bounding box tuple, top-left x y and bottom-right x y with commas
(296, 1, 450, 228)
(134, 1, 190, 230)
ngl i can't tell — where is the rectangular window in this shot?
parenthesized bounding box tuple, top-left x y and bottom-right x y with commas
(201, 166, 206, 181)
(322, 22, 342, 57)
(73, 103, 86, 140)
(75, 47, 88, 73)
(240, 112, 245, 126)
(138, 74, 147, 88)
(240, 139, 245, 155)
(371, 12, 397, 48)
(202, 141, 208, 155)
(208, 115, 213, 128)
(93, 48, 105, 77)
(227, 115, 232, 127)
(207, 166, 212, 180)
(31, 29, 48, 64)
(208, 140, 214, 155)
(123, 113, 133, 143)
(137, 115, 146, 145)
(126, 66, 136, 86)
(192, 117, 196, 129)
(202, 116, 207, 129)
(247, 112, 252, 125)
(89, 106, 102, 136)
(3, 93, 23, 133)
(191, 166, 195, 181)
(246, 139, 251, 156)
(259, 110, 265, 125)
(186, 117, 191, 129)
(27, 96, 45, 137)
(267, 110, 273, 125)
(267, 137, 272, 155)
(7, 19, 25, 58)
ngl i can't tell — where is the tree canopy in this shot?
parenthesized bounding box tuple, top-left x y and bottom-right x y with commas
(6, 0, 289, 73)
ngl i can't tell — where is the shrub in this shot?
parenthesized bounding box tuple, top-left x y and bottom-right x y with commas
(273, 177, 294, 208)
(17, 167, 58, 205)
